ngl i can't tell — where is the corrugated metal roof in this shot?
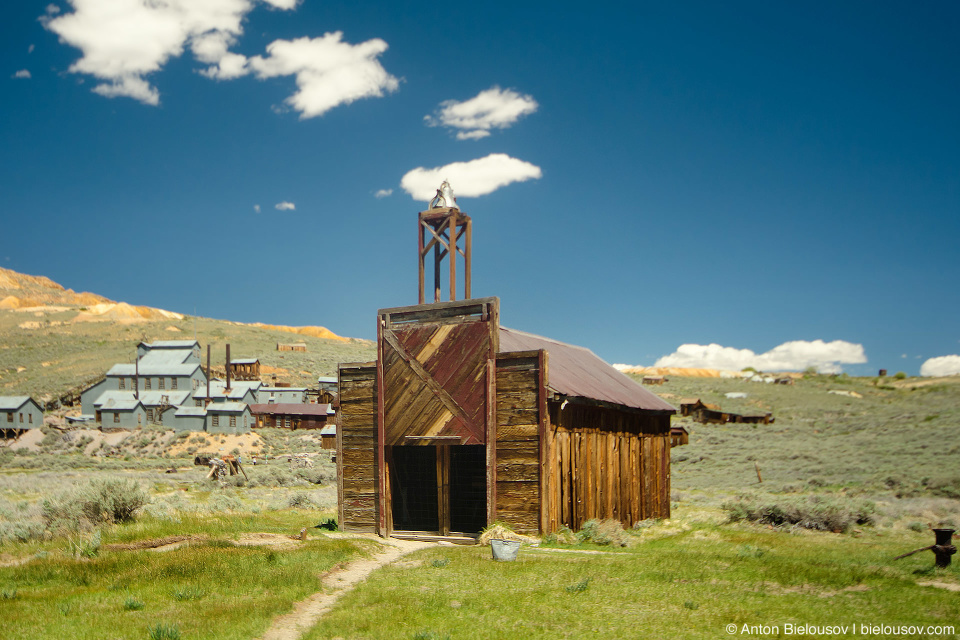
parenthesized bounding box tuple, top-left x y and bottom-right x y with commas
(317, 376, 337, 384)
(93, 390, 191, 407)
(175, 406, 207, 417)
(231, 358, 259, 365)
(498, 328, 676, 413)
(107, 363, 200, 376)
(259, 387, 307, 392)
(139, 349, 194, 367)
(249, 403, 331, 416)
(319, 424, 336, 435)
(206, 402, 248, 413)
(0, 396, 33, 411)
(141, 340, 199, 349)
(196, 380, 261, 399)
(98, 398, 143, 411)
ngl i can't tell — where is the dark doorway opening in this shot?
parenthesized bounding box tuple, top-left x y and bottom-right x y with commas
(450, 445, 486, 533)
(390, 446, 438, 532)
(389, 444, 487, 535)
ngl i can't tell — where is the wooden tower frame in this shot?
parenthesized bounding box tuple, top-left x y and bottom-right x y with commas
(418, 207, 472, 304)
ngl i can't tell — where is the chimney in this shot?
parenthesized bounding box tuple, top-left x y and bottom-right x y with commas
(225, 344, 232, 392)
(206, 344, 212, 406)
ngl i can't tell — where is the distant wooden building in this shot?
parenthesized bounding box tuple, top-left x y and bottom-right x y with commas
(642, 376, 666, 385)
(670, 426, 689, 447)
(0, 396, 43, 437)
(277, 343, 307, 352)
(679, 399, 772, 425)
(230, 358, 261, 380)
(251, 403, 332, 430)
(320, 424, 336, 449)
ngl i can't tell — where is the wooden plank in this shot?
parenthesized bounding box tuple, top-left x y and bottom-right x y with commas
(376, 317, 386, 535)
(486, 358, 497, 528)
(438, 445, 450, 536)
(537, 349, 548, 535)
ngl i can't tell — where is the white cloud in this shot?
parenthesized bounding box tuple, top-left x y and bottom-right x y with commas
(654, 340, 867, 374)
(921, 355, 960, 377)
(13, 70, 32, 79)
(374, 188, 393, 198)
(28, 44, 36, 53)
(246, 33, 398, 118)
(400, 153, 542, 201)
(44, 2, 397, 115)
(253, 204, 261, 213)
(46, 4, 60, 14)
(426, 86, 538, 140)
(275, 201, 295, 211)
(43, 0, 268, 105)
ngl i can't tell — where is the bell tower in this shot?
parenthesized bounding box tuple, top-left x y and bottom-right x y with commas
(418, 181, 472, 304)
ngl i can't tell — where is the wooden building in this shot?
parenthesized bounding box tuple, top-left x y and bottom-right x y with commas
(337, 298, 676, 538)
(679, 399, 772, 425)
(670, 425, 689, 447)
(251, 403, 333, 430)
(277, 342, 307, 352)
(230, 358, 261, 380)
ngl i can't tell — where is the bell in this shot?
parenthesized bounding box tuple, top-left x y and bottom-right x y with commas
(429, 180, 458, 210)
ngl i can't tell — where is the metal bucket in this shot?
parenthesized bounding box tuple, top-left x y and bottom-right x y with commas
(490, 539, 521, 561)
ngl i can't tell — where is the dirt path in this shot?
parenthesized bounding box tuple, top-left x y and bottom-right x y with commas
(257, 534, 434, 640)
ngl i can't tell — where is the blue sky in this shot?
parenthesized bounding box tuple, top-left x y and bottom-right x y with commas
(2, 1, 958, 376)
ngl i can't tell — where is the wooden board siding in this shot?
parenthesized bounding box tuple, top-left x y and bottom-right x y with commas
(546, 402, 670, 532)
(494, 351, 543, 535)
(337, 363, 378, 533)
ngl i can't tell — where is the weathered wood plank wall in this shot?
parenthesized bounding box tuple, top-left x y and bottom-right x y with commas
(546, 403, 670, 531)
(337, 363, 379, 533)
(494, 351, 543, 535)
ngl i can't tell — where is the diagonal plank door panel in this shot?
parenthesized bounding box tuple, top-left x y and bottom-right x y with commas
(383, 321, 490, 445)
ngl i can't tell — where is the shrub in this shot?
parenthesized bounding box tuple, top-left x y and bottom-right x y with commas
(148, 624, 182, 640)
(565, 577, 591, 593)
(722, 494, 876, 532)
(42, 478, 148, 534)
(123, 596, 144, 611)
(286, 492, 316, 509)
(894, 371, 907, 380)
(578, 519, 629, 547)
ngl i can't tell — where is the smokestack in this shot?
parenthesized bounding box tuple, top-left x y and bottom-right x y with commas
(225, 344, 232, 392)
(206, 344, 212, 406)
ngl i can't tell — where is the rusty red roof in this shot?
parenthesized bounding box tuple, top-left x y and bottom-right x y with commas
(249, 403, 332, 416)
(498, 328, 676, 413)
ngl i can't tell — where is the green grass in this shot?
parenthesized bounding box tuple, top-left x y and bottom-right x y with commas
(307, 513, 960, 640)
(0, 533, 367, 640)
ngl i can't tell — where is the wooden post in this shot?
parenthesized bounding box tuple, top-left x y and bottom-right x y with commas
(376, 316, 387, 536)
(438, 445, 450, 536)
(486, 358, 497, 526)
(464, 218, 472, 299)
(448, 214, 456, 301)
(418, 216, 425, 304)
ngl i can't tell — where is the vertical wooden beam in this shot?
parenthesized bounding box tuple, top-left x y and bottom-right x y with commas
(464, 217, 472, 300)
(376, 317, 387, 536)
(336, 367, 344, 531)
(418, 216, 425, 305)
(384, 446, 394, 535)
(438, 445, 450, 536)
(537, 349, 549, 535)
(433, 234, 441, 303)
(486, 358, 497, 527)
(448, 215, 457, 301)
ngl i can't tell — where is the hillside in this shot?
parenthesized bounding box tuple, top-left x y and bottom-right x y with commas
(634, 372, 960, 498)
(0, 267, 375, 402)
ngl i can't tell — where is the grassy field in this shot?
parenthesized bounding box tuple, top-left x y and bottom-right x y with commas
(308, 506, 959, 640)
(631, 373, 960, 503)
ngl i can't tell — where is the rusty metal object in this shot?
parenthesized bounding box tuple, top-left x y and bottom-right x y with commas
(894, 528, 956, 567)
(933, 528, 957, 568)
